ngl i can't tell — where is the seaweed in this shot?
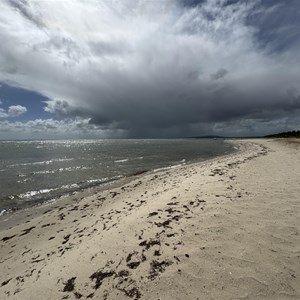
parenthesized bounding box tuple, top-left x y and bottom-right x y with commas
(63, 277, 76, 292)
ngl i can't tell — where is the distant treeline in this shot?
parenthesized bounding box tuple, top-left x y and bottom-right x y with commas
(265, 130, 300, 138)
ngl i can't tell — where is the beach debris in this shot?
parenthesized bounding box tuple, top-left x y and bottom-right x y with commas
(62, 234, 71, 244)
(19, 226, 35, 236)
(154, 220, 172, 228)
(74, 291, 83, 299)
(110, 192, 119, 198)
(63, 277, 76, 292)
(89, 270, 114, 289)
(148, 211, 158, 217)
(210, 168, 225, 176)
(1, 235, 16, 242)
(69, 206, 79, 211)
(1, 278, 12, 287)
(165, 207, 176, 214)
(167, 202, 179, 206)
(122, 287, 141, 299)
(139, 239, 161, 250)
(166, 233, 175, 238)
(118, 270, 130, 277)
(21, 249, 31, 256)
(58, 213, 66, 220)
(148, 260, 173, 280)
(31, 257, 45, 264)
(126, 251, 146, 269)
(133, 181, 142, 188)
(127, 261, 141, 269)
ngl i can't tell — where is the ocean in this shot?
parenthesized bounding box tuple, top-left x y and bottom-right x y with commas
(0, 139, 234, 214)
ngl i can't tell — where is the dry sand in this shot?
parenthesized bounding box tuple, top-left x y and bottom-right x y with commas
(0, 139, 299, 300)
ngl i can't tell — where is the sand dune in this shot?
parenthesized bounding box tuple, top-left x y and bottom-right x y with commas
(0, 139, 299, 300)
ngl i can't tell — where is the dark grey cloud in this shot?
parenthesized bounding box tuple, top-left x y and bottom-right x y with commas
(248, 0, 300, 51)
(0, 0, 299, 138)
(211, 68, 228, 80)
(180, 0, 206, 7)
(8, 0, 45, 28)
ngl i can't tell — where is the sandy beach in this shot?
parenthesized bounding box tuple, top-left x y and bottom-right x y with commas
(0, 139, 299, 300)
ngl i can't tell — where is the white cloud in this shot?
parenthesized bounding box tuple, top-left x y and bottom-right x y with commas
(7, 105, 27, 117)
(0, 108, 7, 118)
(0, 104, 27, 118)
(0, 0, 299, 137)
(0, 118, 125, 140)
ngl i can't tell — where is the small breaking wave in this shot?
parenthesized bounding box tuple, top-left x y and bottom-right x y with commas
(114, 159, 129, 163)
(8, 158, 74, 167)
(19, 189, 56, 199)
(61, 183, 80, 189)
(86, 175, 123, 185)
(17, 178, 30, 184)
(7, 174, 125, 204)
(32, 166, 91, 175)
(152, 162, 186, 173)
(0, 209, 7, 216)
(114, 157, 143, 163)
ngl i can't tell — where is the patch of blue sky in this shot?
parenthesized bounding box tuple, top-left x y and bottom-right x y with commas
(0, 83, 53, 121)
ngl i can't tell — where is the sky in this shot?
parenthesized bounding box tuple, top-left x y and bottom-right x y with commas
(0, 0, 299, 139)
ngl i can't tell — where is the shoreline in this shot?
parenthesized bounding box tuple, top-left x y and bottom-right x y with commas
(1, 139, 299, 299)
(0, 141, 237, 230)
(0, 138, 234, 217)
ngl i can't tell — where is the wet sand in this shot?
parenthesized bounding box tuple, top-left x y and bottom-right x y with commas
(0, 139, 299, 300)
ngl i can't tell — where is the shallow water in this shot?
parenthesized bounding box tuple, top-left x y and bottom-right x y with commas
(0, 139, 233, 212)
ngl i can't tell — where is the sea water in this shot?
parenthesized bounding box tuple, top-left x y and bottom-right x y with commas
(0, 139, 234, 213)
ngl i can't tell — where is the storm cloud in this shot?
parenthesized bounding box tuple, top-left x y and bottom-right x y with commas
(0, 0, 299, 137)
